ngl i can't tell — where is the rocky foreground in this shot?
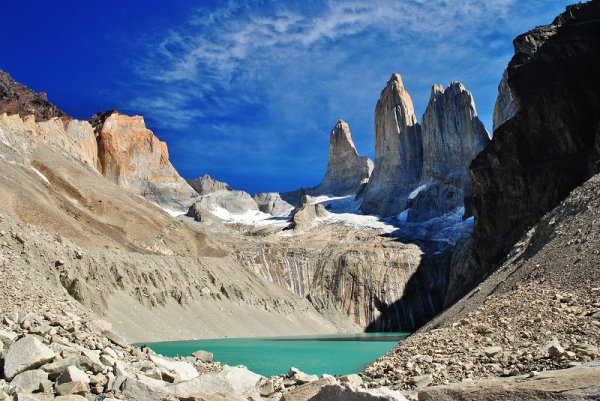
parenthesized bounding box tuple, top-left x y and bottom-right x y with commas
(0, 310, 416, 401)
(364, 174, 600, 399)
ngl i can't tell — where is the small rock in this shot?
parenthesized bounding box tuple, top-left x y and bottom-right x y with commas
(258, 379, 276, 397)
(410, 374, 433, 388)
(484, 346, 502, 357)
(0, 329, 18, 345)
(288, 367, 318, 384)
(192, 350, 213, 363)
(339, 374, 362, 388)
(56, 366, 90, 385)
(55, 381, 90, 396)
(546, 340, 565, 359)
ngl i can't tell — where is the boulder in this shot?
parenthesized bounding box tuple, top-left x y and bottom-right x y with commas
(42, 355, 99, 379)
(4, 336, 55, 380)
(149, 355, 199, 381)
(169, 366, 261, 398)
(313, 120, 373, 196)
(8, 369, 51, 393)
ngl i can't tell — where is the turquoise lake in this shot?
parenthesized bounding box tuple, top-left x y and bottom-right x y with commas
(142, 332, 408, 377)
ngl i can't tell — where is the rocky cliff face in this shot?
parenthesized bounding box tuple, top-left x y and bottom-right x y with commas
(0, 69, 68, 122)
(229, 223, 423, 329)
(421, 83, 489, 183)
(360, 73, 423, 216)
(468, 1, 600, 300)
(406, 82, 490, 222)
(313, 120, 373, 195)
(492, 70, 519, 132)
(92, 111, 197, 212)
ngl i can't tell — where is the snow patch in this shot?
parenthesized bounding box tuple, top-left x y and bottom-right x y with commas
(308, 194, 362, 213)
(210, 206, 290, 227)
(408, 184, 428, 200)
(393, 207, 473, 247)
(163, 208, 186, 217)
(397, 209, 409, 222)
(324, 213, 398, 233)
(30, 166, 50, 185)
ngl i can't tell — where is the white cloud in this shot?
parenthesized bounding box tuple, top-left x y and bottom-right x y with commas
(117, 0, 572, 192)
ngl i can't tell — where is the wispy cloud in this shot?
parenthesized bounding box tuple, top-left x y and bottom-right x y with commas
(116, 0, 573, 193)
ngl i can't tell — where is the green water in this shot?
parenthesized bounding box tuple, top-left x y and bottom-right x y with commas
(142, 332, 408, 377)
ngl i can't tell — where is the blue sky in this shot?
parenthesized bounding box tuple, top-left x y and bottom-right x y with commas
(1, 1, 573, 193)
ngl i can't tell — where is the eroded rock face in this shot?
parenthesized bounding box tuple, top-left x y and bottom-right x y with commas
(421, 83, 489, 184)
(492, 70, 518, 132)
(187, 174, 231, 195)
(407, 82, 489, 222)
(0, 69, 68, 122)
(0, 113, 99, 170)
(93, 111, 197, 212)
(314, 120, 373, 196)
(469, 1, 600, 299)
(231, 224, 423, 329)
(253, 192, 294, 217)
(290, 201, 329, 230)
(361, 73, 423, 216)
(187, 190, 259, 224)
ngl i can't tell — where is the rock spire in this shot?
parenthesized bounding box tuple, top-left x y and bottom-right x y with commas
(314, 119, 373, 195)
(360, 73, 423, 216)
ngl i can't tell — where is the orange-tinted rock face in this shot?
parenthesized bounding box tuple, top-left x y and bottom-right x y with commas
(95, 112, 196, 211)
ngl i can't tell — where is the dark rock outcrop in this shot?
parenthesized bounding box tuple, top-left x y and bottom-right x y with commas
(360, 73, 423, 216)
(0, 70, 69, 122)
(313, 120, 373, 196)
(468, 1, 600, 300)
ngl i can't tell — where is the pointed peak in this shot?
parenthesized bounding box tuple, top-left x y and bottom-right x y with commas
(448, 81, 466, 92)
(431, 84, 445, 96)
(335, 119, 348, 128)
(388, 73, 404, 87)
(331, 119, 354, 146)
